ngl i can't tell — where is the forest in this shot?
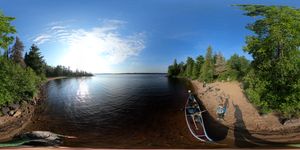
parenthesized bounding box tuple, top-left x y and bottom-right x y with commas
(168, 5, 300, 118)
(0, 11, 92, 107)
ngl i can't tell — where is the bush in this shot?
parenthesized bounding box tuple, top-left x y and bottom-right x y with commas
(0, 57, 42, 106)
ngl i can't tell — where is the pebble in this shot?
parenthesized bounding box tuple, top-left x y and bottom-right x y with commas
(8, 110, 15, 116)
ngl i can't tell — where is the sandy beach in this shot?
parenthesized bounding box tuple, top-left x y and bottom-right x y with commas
(191, 80, 300, 143)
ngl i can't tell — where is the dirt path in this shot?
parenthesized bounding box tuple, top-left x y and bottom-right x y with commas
(191, 80, 300, 144)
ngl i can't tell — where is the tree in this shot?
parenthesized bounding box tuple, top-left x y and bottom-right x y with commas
(0, 11, 16, 54)
(200, 46, 214, 82)
(214, 52, 227, 78)
(167, 59, 180, 77)
(185, 57, 194, 78)
(11, 37, 26, 67)
(192, 55, 205, 79)
(239, 5, 300, 117)
(24, 44, 46, 76)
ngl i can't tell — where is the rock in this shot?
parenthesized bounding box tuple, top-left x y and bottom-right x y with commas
(13, 110, 22, 117)
(1, 107, 10, 115)
(9, 103, 20, 110)
(8, 110, 15, 116)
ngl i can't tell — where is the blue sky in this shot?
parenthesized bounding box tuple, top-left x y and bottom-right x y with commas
(0, 0, 299, 73)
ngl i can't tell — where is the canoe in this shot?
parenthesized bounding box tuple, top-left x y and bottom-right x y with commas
(185, 95, 213, 142)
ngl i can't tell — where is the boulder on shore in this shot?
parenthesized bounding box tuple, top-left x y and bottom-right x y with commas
(9, 103, 20, 110)
(1, 107, 10, 115)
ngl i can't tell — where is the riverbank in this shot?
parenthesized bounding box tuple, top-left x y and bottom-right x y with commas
(191, 80, 300, 144)
(0, 77, 66, 142)
(0, 86, 46, 142)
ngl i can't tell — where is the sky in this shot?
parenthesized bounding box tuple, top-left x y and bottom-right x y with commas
(0, 0, 299, 73)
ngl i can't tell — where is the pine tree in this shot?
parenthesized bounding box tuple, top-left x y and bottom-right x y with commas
(24, 44, 45, 76)
(185, 57, 194, 78)
(214, 52, 226, 77)
(200, 46, 214, 82)
(11, 37, 26, 67)
(192, 55, 204, 79)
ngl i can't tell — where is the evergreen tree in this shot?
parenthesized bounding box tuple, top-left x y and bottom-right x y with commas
(200, 46, 214, 82)
(239, 5, 300, 117)
(11, 37, 26, 67)
(24, 44, 46, 76)
(167, 59, 180, 77)
(214, 52, 227, 78)
(178, 61, 186, 77)
(185, 57, 194, 78)
(192, 55, 205, 79)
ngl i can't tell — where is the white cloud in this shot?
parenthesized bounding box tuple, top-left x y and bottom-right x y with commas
(32, 19, 145, 73)
(33, 34, 51, 45)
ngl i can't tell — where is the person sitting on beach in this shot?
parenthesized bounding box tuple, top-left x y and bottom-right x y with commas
(216, 104, 225, 120)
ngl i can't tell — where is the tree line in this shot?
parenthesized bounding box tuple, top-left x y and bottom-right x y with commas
(0, 11, 92, 107)
(168, 46, 250, 82)
(168, 5, 300, 119)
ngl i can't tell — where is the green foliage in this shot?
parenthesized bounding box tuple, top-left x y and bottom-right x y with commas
(0, 57, 41, 106)
(185, 57, 195, 78)
(222, 54, 250, 81)
(200, 46, 214, 82)
(24, 44, 46, 76)
(239, 5, 300, 117)
(192, 55, 204, 79)
(167, 59, 180, 77)
(167, 47, 250, 83)
(0, 11, 16, 52)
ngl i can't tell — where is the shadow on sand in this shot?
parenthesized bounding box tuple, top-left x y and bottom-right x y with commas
(232, 103, 281, 148)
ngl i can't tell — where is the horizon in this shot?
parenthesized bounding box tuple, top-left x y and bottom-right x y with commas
(1, 0, 299, 73)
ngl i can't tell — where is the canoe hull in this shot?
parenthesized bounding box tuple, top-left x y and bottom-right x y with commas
(185, 97, 213, 142)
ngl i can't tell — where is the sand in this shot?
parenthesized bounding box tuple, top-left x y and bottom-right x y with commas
(191, 80, 300, 143)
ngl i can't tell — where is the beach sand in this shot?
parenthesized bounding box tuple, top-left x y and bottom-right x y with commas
(191, 80, 300, 144)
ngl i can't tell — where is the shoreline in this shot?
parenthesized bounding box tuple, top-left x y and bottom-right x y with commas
(0, 77, 66, 142)
(47, 76, 67, 81)
(191, 80, 300, 144)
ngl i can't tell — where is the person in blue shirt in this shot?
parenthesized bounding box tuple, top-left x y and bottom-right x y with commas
(216, 104, 225, 120)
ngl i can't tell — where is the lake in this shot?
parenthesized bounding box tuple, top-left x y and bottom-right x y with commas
(22, 74, 227, 148)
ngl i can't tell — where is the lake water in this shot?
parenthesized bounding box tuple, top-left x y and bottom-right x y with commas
(23, 74, 228, 148)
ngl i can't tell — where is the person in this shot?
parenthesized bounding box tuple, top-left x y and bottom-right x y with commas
(216, 104, 225, 120)
(188, 90, 196, 104)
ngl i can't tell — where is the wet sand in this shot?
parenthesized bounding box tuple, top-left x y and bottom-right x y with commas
(191, 80, 300, 147)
